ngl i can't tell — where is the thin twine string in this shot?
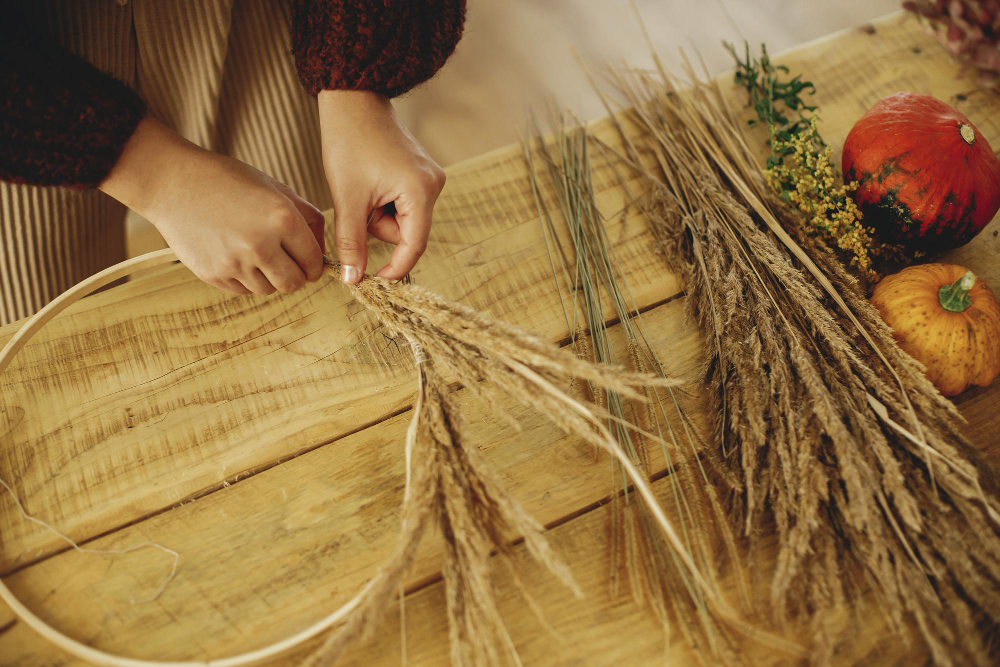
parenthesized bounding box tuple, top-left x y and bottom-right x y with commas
(0, 477, 179, 604)
(410, 342, 427, 366)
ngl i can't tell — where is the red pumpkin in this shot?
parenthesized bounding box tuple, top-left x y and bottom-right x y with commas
(842, 92, 1000, 252)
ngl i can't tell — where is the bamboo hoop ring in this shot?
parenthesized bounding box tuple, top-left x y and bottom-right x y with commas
(0, 249, 385, 666)
(0, 249, 806, 663)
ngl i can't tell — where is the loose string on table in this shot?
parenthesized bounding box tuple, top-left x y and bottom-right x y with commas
(0, 476, 179, 604)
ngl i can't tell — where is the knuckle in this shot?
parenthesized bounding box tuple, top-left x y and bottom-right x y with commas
(221, 257, 242, 275)
(249, 241, 272, 261)
(276, 279, 303, 294)
(306, 207, 325, 226)
(431, 163, 446, 187)
(269, 205, 299, 234)
(416, 159, 445, 189)
(414, 167, 440, 191)
(335, 235, 365, 254)
(242, 230, 275, 259)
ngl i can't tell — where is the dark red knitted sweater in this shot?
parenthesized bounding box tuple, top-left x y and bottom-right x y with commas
(0, 0, 466, 190)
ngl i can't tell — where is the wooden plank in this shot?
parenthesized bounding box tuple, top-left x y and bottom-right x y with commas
(338, 447, 1000, 662)
(0, 467, 937, 666)
(4, 11, 999, 573)
(0, 298, 708, 664)
(0, 116, 676, 571)
(327, 473, 932, 667)
(3, 10, 1000, 667)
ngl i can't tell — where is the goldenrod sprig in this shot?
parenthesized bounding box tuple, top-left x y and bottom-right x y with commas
(727, 42, 893, 280)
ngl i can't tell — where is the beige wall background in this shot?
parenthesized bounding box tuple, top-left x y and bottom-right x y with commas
(128, 0, 902, 255)
(394, 0, 903, 166)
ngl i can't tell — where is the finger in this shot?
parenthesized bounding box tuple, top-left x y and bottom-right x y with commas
(260, 250, 308, 293)
(241, 268, 277, 295)
(294, 197, 327, 255)
(281, 214, 325, 283)
(227, 278, 254, 295)
(210, 277, 252, 295)
(333, 196, 370, 284)
(368, 209, 402, 245)
(272, 181, 327, 254)
(308, 217, 325, 255)
(377, 193, 432, 280)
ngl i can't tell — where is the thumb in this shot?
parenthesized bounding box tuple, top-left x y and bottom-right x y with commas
(333, 196, 370, 284)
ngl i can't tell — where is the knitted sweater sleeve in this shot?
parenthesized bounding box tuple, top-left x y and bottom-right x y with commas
(0, 21, 146, 190)
(289, 0, 467, 98)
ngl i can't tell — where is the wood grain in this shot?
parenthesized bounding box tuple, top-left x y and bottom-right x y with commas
(327, 474, 932, 667)
(1, 10, 999, 666)
(0, 300, 708, 664)
(0, 120, 675, 571)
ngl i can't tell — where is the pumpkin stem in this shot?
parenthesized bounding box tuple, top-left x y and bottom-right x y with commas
(959, 123, 976, 145)
(939, 271, 977, 312)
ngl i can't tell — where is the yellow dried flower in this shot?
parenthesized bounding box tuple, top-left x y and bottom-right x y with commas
(764, 117, 892, 281)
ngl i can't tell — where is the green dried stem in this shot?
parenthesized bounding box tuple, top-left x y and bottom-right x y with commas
(524, 111, 753, 662)
(725, 41, 817, 147)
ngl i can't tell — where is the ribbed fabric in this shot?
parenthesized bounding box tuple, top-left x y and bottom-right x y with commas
(216, 0, 331, 209)
(0, 188, 128, 325)
(0, 0, 135, 325)
(0, 0, 331, 326)
(133, 0, 235, 150)
(289, 0, 467, 97)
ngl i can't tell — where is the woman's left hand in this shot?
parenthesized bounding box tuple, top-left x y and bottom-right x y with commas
(317, 90, 446, 285)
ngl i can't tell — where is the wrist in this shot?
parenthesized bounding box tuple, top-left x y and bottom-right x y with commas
(317, 90, 394, 132)
(317, 89, 391, 110)
(98, 116, 200, 216)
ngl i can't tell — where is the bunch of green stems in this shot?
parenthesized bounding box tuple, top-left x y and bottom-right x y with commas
(523, 115, 747, 659)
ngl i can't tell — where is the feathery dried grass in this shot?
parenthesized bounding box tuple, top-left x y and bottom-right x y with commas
(523, 116, 753, 662)
(596, 50, 1000, 664)
(304, 260, 743, 665)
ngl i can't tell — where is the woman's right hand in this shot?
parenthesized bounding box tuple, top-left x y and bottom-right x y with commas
(99, 117, 326, 295)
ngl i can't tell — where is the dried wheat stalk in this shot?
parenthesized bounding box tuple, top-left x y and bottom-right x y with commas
(596, 55, 1000, 664)
(524, 117, 749, 661)
(303, 260, 736, 665)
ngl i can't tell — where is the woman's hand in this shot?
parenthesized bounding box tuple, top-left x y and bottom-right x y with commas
(317, 90, 445, 284)
(99, 117, 326, 295)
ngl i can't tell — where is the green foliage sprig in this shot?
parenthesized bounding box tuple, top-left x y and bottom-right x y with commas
(726, 41, 895, 280)
(726, 42, 817, 168)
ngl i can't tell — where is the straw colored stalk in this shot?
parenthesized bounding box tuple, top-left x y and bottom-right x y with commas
(304, 260, 735, 665)
(595, 53, 1000, 664)
(523, 116, 750, 662)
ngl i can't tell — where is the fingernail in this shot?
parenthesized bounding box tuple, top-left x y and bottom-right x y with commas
(341, 264, 361, 284)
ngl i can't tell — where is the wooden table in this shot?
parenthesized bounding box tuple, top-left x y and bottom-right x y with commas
(2, 12, 998, 665)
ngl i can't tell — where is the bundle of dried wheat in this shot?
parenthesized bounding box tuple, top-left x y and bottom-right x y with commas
(595, 57, 1000, 664)
(303, 260, 732, 665)
(0, 251, 723, 667)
